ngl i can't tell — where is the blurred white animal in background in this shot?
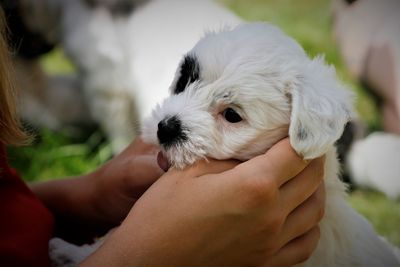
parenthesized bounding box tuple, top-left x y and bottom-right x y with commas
(61, 0, 240, 153)
(348, 132, 400, 199)
(6, 0, 240, 153)
(331, 0, 400, 200)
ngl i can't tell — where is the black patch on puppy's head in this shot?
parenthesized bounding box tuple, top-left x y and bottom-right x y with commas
(174, 54, 200, 94)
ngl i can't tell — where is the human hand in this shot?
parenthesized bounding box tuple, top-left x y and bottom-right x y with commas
(82, 138, 325, 267)
(88, 137, 164, 225)
(30, 138, 164, 242)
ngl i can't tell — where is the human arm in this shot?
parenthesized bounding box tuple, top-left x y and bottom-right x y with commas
(81, 138, 325, 267)
(30, 138, 164, 242)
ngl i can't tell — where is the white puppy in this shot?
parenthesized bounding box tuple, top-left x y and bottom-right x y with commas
(142, 23, 400, 266)
(348, 132, 400, 200)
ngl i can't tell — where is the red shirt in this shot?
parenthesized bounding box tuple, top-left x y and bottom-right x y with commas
(0, 144, 54, 267)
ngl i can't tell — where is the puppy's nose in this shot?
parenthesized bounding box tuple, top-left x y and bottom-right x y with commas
(157, 116, 185, 146)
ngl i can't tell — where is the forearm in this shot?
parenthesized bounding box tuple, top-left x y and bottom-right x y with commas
(30, 173, 112, 243)
(31, 174, 92, 218)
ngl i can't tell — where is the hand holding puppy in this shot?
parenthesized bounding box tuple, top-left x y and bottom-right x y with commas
(31, 138, 164, 240)
(87, 138, 164, 225)
(82, 138, 325, 267)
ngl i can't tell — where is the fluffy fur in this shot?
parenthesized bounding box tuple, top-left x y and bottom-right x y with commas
(348, 132, 400, 200)
(142, 23, 400, 266)
(58, 0, 241, 152)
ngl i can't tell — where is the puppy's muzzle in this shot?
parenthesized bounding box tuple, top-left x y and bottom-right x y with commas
(157, 115, 187, 147)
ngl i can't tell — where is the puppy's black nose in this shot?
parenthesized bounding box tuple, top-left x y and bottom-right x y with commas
(157, 116, 186, 146)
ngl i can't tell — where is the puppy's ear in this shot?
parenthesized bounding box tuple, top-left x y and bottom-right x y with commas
(287, 56, 353, 159)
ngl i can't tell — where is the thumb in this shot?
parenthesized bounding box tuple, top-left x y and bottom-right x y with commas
(232, 138, 310, 187)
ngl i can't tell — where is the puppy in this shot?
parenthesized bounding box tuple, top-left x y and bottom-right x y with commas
(58, 0, 241, 153)
(49, 22, 399, 267)
(4, 0, 240, 153)
(142, 23, 400, 266)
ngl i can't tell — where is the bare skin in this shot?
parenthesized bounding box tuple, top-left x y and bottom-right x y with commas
(40, 138, 325, 267)
(30, 138, 164, 239)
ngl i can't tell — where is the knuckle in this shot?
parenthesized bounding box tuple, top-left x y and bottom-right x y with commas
(298, 250, 313, 264)
(270, 217, 285, 234)
(315, 226, 321, 237)
(241, 178, 278, 209)
(316, 204, 325, 222)
(308, 158, 325, 183)
(308, 192, 325, 224)
(298, 243, 316, 263)
(313, 186, 326, 223)
(261, 238, 280, 256)
(266, 214, 285, 234)
(317, 159, 325, 179)
(264, 243, 279, 256)
(315, 161, 325, 180)
(258, 212, 285, 239)
(317, 168, 325, 181)
(298, 228, 320, 263)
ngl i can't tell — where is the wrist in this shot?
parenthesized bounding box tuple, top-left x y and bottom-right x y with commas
(85, 162, 134, 227)
(84, 167, 117, 225)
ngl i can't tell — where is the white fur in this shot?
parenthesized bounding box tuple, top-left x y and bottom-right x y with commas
(348, 132, 400, 199)
(142, 23, 399, 266)
(55, 0, 240, 152)
(17, 0, 240, 153)
(49, 237, 104, 267)
(48, 15, 399, 267)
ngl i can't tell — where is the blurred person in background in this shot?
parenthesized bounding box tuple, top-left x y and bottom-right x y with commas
(0, 0, 94, 132)
(333, 0, 400, 134)
(0, 6, 326, 266)
(333, 0, 400, 199)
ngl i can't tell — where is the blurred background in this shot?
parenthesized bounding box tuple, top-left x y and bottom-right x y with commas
(3, 0, 399, 246)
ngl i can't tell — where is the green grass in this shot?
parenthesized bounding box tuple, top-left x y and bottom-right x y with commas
(7, 128, 112, 182)
(40, 48, 75, 75)
(7, 0, 399, 247)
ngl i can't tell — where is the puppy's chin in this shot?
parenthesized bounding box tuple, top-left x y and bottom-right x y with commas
(162, 128, 290, 169)
(162, 146, 206, 170)
(159, 137, 217, 169)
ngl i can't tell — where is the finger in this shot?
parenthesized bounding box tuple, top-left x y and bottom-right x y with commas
(279, 156, 325, 212)
(124, 155, 165, 197)
(169, 158, 240, 178)
(233, 138, 310, 187)
(263, 226, 320, 267)
(279, 183, 325, 247)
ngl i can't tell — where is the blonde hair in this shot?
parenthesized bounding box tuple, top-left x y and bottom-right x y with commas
(0, 7, 30, 146)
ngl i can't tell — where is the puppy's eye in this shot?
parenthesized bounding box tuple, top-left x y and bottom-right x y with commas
(223, 108, 242, 123)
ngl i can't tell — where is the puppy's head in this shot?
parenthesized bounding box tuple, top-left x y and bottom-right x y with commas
(142, 23, 353, 169)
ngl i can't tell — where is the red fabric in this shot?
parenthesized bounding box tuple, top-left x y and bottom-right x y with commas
(0, 144, 54, 267)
